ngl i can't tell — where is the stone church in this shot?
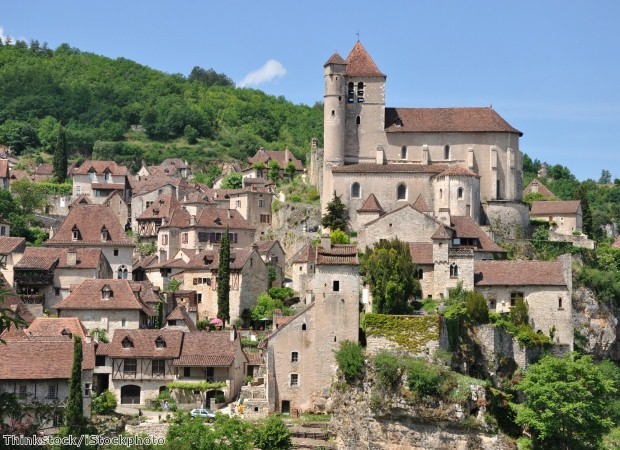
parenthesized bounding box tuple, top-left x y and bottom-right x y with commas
(319, 41, 528, 232)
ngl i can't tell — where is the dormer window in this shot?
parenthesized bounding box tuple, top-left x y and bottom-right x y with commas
(61, 329, 72, 338)
(155, 337, 166, 349)
(122, 337, 133, 348)
(104, 171, 111, 182)
(72, 225, 81, 241)
(101, 225, 109, 241)
(88, 169, 95, 181)
(102, 285, 113, 299)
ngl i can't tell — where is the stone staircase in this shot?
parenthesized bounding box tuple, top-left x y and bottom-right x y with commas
(288, 422, 333, 449)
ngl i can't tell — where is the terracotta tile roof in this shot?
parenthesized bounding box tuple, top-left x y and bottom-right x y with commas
(450, 216, 506, 253)
(165, 205, 254, 231)
(523, 179, 555, 198)
(69, 194, 92, 207)
(46, 204, 133, 246)
(161, 158, 188, 169)
(8, 169, 28, 181)
(275, 316, 294, 327)
(133, 254, 158, 270)
(184, 247, 254, 271)
(324, 52, 346, 66)
(243, 177, 269, 185)
(132, 177, 188, 196)
(292, 243, 316, 264)
(165, 306, 198, 332)
(0, 236, 26, 254)
(412, 194, 432, 213)
(54, 279, 155, 315)
(34, 163, 53, 176)
(73, 160, 129, 176)
(260, 303, 315, 348)
(436, 165, 479, 177)
(245, 352, 262, 365)
(384, 107, 522, 135)
(25, 317, 87, 340)
(256, 240, 278, 253)
(345, 41, 385, 77)
(431, 224, 452, 240)
(147, 257, 188, 270)
(474, 260, 566, 286)
(357, 193, 384, 213)
(531, 200, 581, 215)
(137, 194, 181, 220)
(332, 163, 449, 174)
(316, 244, 358, 266)
(129, 280, 164, 305)
(409, 243, 434, 265)
(108, 329, 183, 358)
(173, 331, 240, 367)
(96, 343, 110, 356)
(91, 182, 125, 190)
(247, 148, 303, 171)
(0, 272, 35, 325)
(363, 203, 443, 228)
(0, 336, 95, 379)
(15, 247, 104, 270)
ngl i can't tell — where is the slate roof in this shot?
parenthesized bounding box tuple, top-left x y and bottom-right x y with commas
(46, 204, 133, 246)
(173, 331, 242, 367)
(15, 247, 104, 270)
(450, 216, 505, 253)
(316, 244, 358, 266)
(409, 243, 434, 265)
(384, 107, 522, 135)
(357, 193, 385, 213)
(54, 279, 155, 315)
(332, 163, 449, 174)
(73, 160, 129, 176)
(247, 148, 303, 171)
(345, 41, 385, 77)
(523, 179, 555, 198)
(25, 317, 88, 340)
(108, 329, 183, 358)
(531, 200, 581, 215)
(474, 260, 566, 286)
(0, 236, 26, 254)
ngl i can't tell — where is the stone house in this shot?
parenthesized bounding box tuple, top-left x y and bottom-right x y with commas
(136, 195, 181, 243)
(72, 160, 130, 203)
(474, 255, 573, 348)
(174, 246, 270, 323)
(163, 306, 198, 332)
(130, 177, 190, 232)
(55, 279, 156, 337)
(137, 158, 191, 179)
(321, 42, 527, 232)
(140, 256, 188, 290)
(0, 331, 95, 420)
(262, 241, 359, 413)
(13, 247, 112, 312)
(256, 240, 286, 287)
(46, 204, 135, 278)
(173, 331, 248, 406)
(530, 200, 582, 235)
(228, 187, 274, 235)
(290, 243, 316, 296)
(0, 235, 25, 286)
(104, 329, 183, 406)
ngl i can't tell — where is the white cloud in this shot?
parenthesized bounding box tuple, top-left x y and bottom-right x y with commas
(239, 59, 287, 87)
(0, 26, 27, 45)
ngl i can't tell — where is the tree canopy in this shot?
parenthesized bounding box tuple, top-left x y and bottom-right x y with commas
(321, 192, 348, 232)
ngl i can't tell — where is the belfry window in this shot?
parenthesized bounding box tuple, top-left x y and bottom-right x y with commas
(401, 146, 407, 160)
(444, 145, 450, 160)
(348, 82, 355, 103)
(397, 184, 407, 201)
(357, 82, 364, 102)
(351, 182, 361, 199)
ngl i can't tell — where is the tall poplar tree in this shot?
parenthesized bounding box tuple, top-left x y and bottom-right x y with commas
(217, 228, 231, 325)
(52, 124, 68, 183)
(65, 336, 84, 435)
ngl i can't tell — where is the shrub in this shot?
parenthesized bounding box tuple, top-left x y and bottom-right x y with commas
(511, 298, 529, 326)
(91, 390, 117, 415)
(406, 358, 442, 397)
(288, 193, 302, 203)
(465, 291, 489, 324)
(335, 340, 365, 384)
(374, 351, 402, 390)
(253, 414, 292, 450)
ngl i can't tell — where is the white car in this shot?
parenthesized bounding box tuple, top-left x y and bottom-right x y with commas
(190, 408, 216, 420)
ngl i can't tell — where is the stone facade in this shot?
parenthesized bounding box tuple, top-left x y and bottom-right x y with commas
(60, 309, 144, 336)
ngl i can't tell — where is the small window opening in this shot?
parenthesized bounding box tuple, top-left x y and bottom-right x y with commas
(401, 146, 407, 160)
(356, 116, 361, 125)
(333, 280, 340, 291)
(444, 145, 450, 160)
(291, 352, 298, 362)
(457, 187, 463, 199)
(302, 323, 307, 331)
(397, 184, 407, 200)
(450, 263, 459, 278)
(122, 337, 133, 348)
(351, 182, 360, 198)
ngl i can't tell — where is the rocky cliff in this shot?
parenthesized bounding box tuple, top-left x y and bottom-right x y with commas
(573, 286, 620, 359)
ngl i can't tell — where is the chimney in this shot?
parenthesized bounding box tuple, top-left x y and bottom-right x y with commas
(321, 230, 331, 250)
(273, 308, 282, 327)
(92, 331, 99, 344)
(284, 147, 290, 163)
(66, 249, 77, 266)
(376, 146, 385, 165)
(230, 326, 237, 341)
(189, 215, 196, 226)
(48, 226, 55, 239)
(422, 145, 429, 165)
(252, 243, 259, 253)
(227, 209, 231, 219)
(85, 334, 92, 344)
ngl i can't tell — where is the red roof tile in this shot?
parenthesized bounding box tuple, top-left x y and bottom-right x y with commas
(412, 194, 432, 213)
(15, 247, 104, 270)
(137, 194, 181, 220)
(324, 52, 346, 67)
(450, 216, 505, 253)
(25, 317, 88, 340)
(292, 243, 316, 264)
(165, 205, 254, 231)
(531, 200, 581, 215)
(173, 331, 240, 367)
(332, 163, 448, 174)
(165, 306, 198, 332)
(316, 244, 358, 266)
(474, 260, 566, 286)
(436, 165, 479, 177)
(108, 329, 183, 358)
(523, 179, 555, 198)
(357, 193, 384, 213)
(245, 352, 262, 365)
(247, 149, 303, 171)
(431, 225, 452, 240)
(73, 160, 129, 176)
(409, 243, 434, 265)
(0, 236, 26, 254)
(345, 41, 385, 77)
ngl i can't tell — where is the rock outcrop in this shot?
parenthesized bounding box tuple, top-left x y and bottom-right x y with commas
(573, 287, 620, 359)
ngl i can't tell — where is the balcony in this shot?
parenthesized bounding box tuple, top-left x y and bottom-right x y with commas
(18, 294, 45, 305)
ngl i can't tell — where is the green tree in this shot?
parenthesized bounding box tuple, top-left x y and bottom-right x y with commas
(523, 192, 550, 209)
(254, 414, 292, 449)
(9, 178, 48, 219)
(285, 161, 297, 180)
(576, 182, 595, 238)
(217, 229, 231, 325)
(251, 293, 292, 322)
(516, 353, 615, 449)
(599, 169, 612, 184)
(511, 297, 529, 326)
(464, 291, 489, 324)
(188, 66, 235, 88)
(91, 390, 117, 415)
(184, 124, 199, 144)
(65, 336, 84, 436)
(321, 192, 349, 232)
(154, 301, 164, 329)
(361, 238, 420, 314)
(53, 124, 68, 183)
(220, 172, 243, 189)
(330, 228, 350, 245)
(335, 340, 365, 384)
(268, 160, 281, 183)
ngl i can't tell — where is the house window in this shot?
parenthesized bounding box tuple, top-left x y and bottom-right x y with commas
(197, 293, 202, 303)
(19, 385, 27, 398)
(356, 116, 361, 125)
(75, 186, 81, 195)
(124, 358, 137, 374)
(155, 337, 166, 348)
(457, 187, 463, 199)
(510, 292, 524, 307)
(146, 201, 153, 209)
(84, 383, 92, 397)
(450, 263, 458, 278)
(558, 297, 563, 309)
(161, 234, 168, 245)
(114, 249, 119, 256)
(47, 385, 56, 399)
(102, 286, 112, 300)
(55, 288, 61, 296)
(333, 280, 340, 292)
(183, 367, 191, 377)
(0, 226, 5, 236)
(72, 225, 80, 241)
(101, 226, 109, 241)
(235, 200, 241, 208)
(351, 182, 361, 199)
(291, 351, 298, 362)
(258, 199, 264, 208)
(95, 355, 106, 366)
(290, 373, 299, 386)
(88, 170, 95, 181)
(401, 146, 407, 160)
(444, 145, 450, 160)
(122, 337, 133, 348)
(121, 319, 126, 327)
(488, 297, 497, 310)
(260, 214, 271, 223)
(117, 265, 128, 279)
(182, 233, 188, 244)
(397, 184, 407, 201)
(152, 360, 165, 376)
(417, 268, 423, 280)
(104, 172, 111, 182)
(357, 81, 365, 102)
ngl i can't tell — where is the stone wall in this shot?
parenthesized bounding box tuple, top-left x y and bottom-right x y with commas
(364, 314, 441, 358)
(549, 230, 596, 250)
(484, 201, 529, 239)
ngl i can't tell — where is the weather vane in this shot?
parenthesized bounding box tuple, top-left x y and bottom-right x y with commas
(356, 30, 360, 41)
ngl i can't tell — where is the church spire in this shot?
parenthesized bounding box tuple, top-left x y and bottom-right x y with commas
(344, 41, 385, 77)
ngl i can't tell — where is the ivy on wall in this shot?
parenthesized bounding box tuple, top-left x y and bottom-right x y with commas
(362, 313, 440, 353)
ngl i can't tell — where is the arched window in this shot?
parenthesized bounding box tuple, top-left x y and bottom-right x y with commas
(401, 146, 407, 160)
(348, 82, 354, 103)
(356, 116, 361, 125)
(122, 337, 133, 349)
(457, 187, 463, 199)
(397, 184, 407, 200)
(117, 265, 128, 279)
(417, 268, 424, 280)
(351, 182, 361, 198)
(444, 145, 450, 160)
(439, 189, 443, 199)
(302, 323, 307, 331)
(357, 82, 364, 102)
(450, 263, 458, 278)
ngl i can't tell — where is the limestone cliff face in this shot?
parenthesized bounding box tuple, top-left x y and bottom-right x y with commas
(327, 385, 514, 450)
(572, 287, 620, 359)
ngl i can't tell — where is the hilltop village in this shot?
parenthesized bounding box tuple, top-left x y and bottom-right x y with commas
(0, 41, 616, 448)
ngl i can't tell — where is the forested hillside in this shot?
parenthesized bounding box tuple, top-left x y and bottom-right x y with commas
(0, 40, 323, 170)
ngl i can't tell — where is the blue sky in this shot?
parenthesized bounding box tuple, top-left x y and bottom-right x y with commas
(1, 0, 619, 181)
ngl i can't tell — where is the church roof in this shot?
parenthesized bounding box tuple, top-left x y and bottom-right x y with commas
(431, 224, 452, 240)
(357, 193, 384, 213)
(436, 165, 479, 178)
(345, 41, 385, 77)
(412, 194, 432, 213)
(324, 52, 346, 67)
(332, 163, 448, 174)
(384, 107, 522, 136)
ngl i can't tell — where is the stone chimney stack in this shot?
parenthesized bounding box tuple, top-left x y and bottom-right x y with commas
(189, 215, 196, 226)
(284, 147, 290, 163)
(376, 146, 385, 165)
(66, 249, 77, 266)
(422, 145, 430, 165)
(48, 226, 55, 239)
(321, 230, 331, 250)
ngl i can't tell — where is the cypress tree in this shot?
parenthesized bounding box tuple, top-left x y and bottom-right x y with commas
(65, 336, 84, 435)
(154, 300, 164, 329)
(53, 125, 68, 183)
(321, 192, 349, 232)
(217, 228, 231, 325)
